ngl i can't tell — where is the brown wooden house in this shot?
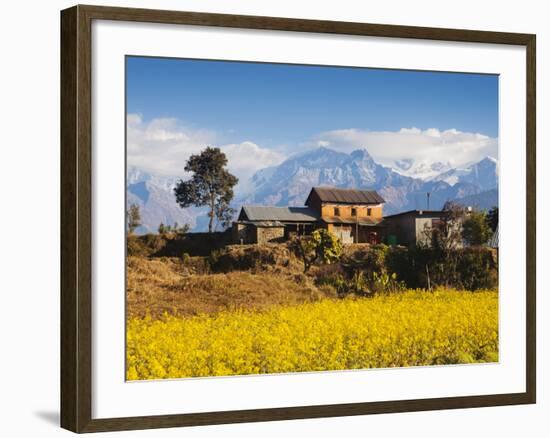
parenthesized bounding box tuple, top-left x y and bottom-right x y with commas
(304, 187, 385, 243)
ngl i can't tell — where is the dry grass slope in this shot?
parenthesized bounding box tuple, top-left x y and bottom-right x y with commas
(127, 256, 334, 318)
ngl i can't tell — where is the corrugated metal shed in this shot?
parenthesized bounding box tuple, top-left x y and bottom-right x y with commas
(306, 187, 385, 205)
(239, 206, 319, 222)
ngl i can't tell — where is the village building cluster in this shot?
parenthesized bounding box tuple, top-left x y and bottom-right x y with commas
(233, 186, 450, 247)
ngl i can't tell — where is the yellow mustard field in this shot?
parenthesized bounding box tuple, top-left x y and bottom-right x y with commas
(126, 290, 498, 380)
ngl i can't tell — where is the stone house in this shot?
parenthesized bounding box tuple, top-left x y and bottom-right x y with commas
(233, 205, 319, 244)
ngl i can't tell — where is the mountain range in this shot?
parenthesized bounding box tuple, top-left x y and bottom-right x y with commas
(127, 147, 498, 233)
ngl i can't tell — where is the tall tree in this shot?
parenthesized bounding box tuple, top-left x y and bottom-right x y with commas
(127, 203, 141, 234)
(214, 193, 235, 231)
(429, 201, 465, 252)
(462, 210, 492, 245)
(420, 202, 466, 288)
(174, 147, 238, 233)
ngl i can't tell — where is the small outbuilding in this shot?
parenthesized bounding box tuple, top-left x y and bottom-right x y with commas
(233, 206, 319, 244)
(232, 220, 286, 244)
(383, 209, 449, 247)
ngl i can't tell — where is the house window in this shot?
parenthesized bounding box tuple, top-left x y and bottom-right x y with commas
(367, 208, 372, 216)
(334, 207, 340, 216)
(351, 208, 357, 217)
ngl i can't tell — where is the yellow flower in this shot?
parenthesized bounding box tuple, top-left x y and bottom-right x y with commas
(126, 289, 498, 380)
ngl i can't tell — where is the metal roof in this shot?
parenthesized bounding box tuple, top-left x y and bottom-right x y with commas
(322, 216, 383, 226)
(239, 206, 319, 222)
(383, 209, 447, 220)
(305, 187, 385, 205)
(238, 220, 285, 228)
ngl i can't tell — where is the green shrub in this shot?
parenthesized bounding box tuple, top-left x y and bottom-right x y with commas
(291, 229, 342, 272)
(316, 260, 404, 297)
(350, 271, 370, 296)
(316, 273, 348, 297)
(312, 229, 342, 265)
(368, 271, 406, 295)
(456, 247, 498, 290)
(364, 244, 389, 273)
(462, 211, 492, 246)
(385, 246, 416, 285)
(385, 246, 497, 291)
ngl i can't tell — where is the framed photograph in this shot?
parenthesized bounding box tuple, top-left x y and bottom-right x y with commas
(60, 4, 536, 433)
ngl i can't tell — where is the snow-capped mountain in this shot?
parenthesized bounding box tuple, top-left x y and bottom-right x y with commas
(127, 148, 499, 233)
(126, 167, 204, 234)
(392, 158, 452, 180)
(240, 147, 418, 212)
(240, 147, 498, 215)
(430, 156, 498, 188)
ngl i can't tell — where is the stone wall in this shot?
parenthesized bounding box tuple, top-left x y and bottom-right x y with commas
(232, 222, 257, 244)
(257, 226, 285, 244)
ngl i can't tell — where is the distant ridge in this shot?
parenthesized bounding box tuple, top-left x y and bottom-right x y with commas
(450, 189, 498, 211)
(128, 147, 498, 233)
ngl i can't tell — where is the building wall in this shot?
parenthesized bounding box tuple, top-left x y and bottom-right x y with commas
(232, 222, 257, 244)
(384, 214, 456, 247)
(384, 215, 417, 246)
(284, 223, 316, 240)
(256, 226, 285, 244)
(320, 203, 383, 220)
(415, 218, 434, 246)
(415, 216, 463, 248)
(306, 190, 322, 213)
(326, 223, 354, 244)
(357, 226, 383, 244)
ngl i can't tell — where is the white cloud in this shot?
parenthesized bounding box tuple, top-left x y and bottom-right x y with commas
(128, 113, 498, 190)
(314, 127, 498, 168)
(127, 115, 215, 177)
(222, 141, 285, 184)
(127, 115, 285, 190)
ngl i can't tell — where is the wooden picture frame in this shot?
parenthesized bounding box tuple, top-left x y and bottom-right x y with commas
(61, 4, 536, 433)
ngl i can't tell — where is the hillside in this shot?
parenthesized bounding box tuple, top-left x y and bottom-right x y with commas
(127, 255, 333, 318)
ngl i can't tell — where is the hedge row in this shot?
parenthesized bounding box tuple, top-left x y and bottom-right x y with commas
(343, 244, 498, 291)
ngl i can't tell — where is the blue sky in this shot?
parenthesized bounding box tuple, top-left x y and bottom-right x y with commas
(127, 56, 498, 143)
(126, 56, 499, 180)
